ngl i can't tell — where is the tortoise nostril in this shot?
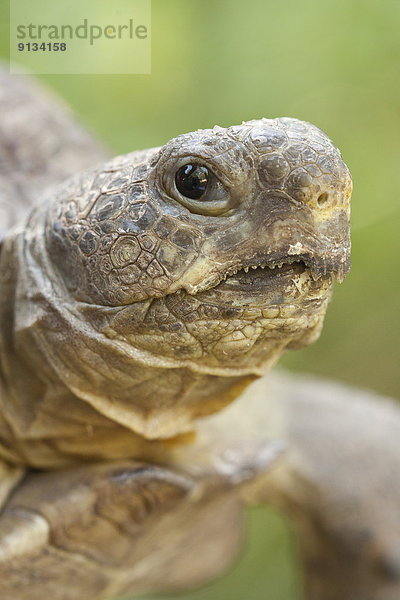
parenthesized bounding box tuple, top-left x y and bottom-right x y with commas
(317, 192, 329, 207)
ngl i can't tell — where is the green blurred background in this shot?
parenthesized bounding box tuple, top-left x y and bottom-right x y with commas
(1, 0, 399, 598)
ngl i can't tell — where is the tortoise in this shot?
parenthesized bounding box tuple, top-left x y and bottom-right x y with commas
(1, 69, 400, 600)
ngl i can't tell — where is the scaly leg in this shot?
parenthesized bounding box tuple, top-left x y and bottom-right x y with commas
(0, 460, 247, 600)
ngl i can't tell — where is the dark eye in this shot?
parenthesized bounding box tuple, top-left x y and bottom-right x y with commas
(175, 164, 209, 199)
(162, 159, 232, 216)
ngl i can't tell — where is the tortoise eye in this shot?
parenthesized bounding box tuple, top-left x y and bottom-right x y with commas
(163, 159, 232, 216)
(175, 164, 209, 200)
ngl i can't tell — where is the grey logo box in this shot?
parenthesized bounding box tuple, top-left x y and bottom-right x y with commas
(10, 0, 151, 74)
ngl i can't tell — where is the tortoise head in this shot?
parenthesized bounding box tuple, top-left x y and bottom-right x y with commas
(45, 118, 351, 367)
(23, 118, 351, 437)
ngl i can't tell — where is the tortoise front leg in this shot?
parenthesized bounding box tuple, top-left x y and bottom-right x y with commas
(0, 460, 246, 600)
(236, 372, 400, 600)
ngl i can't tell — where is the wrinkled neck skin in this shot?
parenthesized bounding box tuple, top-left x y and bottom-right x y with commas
(0, 204, 331, 468)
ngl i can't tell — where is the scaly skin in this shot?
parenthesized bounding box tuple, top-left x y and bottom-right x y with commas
(0, 118, 351, 467)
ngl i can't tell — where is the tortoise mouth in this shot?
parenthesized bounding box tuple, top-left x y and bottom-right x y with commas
(218, 260, 307, 292)
(189, 257, 327, 308)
